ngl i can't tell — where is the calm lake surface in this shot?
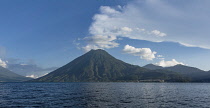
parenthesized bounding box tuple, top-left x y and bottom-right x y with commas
(0, 83, 210, 108)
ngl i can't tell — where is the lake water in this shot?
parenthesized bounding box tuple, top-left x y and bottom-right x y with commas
(0, 83, 210, 108)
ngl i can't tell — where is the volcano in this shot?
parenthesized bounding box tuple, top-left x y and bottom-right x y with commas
(32, 49, 187, 82)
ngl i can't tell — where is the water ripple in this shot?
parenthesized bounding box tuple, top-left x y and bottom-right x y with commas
(0, 83, 210, 108)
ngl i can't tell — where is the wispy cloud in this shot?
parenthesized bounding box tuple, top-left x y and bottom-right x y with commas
(79, 0, 210, 50)
(81, 5, 167, 52)
(151, 30, 167, 37)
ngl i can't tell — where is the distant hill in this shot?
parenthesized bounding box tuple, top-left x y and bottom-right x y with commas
(143, 64, 164, 70)
(0, 66, 32, 82)
(7, 64, 57, 78)
(143, 64, 210, 82)
(32, 49, 187, 82)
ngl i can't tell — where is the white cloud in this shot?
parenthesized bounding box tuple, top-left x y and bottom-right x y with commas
(151, 30, 167, 37)
(82, 44, 99, 52)
(20, 64, 28, 66)
(81, 5, 167, 51)
(157, 55, 163, 57)
(155, 59, 185, 67)
(0, 58, 7, 68)
(26, 73, 49, 79)
(100, 6, 121, 15)
(121, 27, 133, 32)
(89, 5, 167, 40)
(123, 45, 157, 60)
(157, 55, 164, 60)
(136, 28, 145, 32)
(80, 0, 210, 50)
(26, 74, 37, 78)
(82, 35, 119, 52)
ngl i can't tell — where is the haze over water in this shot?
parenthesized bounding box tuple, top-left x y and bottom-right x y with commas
(0, 83, 209, 108)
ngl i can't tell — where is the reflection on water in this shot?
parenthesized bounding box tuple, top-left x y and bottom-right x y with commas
(0, 83, 210, 107)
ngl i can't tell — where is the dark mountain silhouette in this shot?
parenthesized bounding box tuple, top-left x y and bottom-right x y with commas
(32, 49, 187, 82)
(143, 64, 210, 82)
(0, 66, 32, 82)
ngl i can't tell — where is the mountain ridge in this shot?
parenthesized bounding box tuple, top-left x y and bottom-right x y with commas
(143, 64, 164, 70)
(31, 49, 187, 82)
(0, 66, 32, 82)
(143, 64, 210, 82)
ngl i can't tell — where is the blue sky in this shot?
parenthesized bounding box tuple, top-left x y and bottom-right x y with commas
(0, 0, 210, 77)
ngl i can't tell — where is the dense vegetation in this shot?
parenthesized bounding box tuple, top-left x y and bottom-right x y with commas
(32, 49, 188, 82)
(143, 64, 210, 82)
